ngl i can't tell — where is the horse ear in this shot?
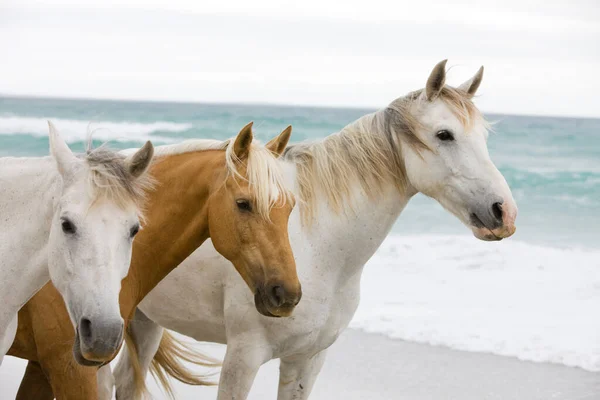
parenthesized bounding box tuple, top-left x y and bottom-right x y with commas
(48, 121, 78, 177)
(266, 125, 292, 158)
(458, 66, 484, 97)
(126, 140, 154, 178)
(233, 121, 254, 160)
(425, 59, 447, 101)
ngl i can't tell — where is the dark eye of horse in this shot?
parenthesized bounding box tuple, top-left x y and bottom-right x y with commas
(130, 224, 140, 238)
(436, 130, 455, 141)
(61, 218, 76, 235)
(236, 199, 252, 212)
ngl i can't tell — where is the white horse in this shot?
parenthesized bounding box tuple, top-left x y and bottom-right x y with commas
(0, 122, 154, 366)
(113, 60, 518, 399)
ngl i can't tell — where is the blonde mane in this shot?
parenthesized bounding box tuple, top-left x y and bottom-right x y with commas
(147, 138, 291, 220)
(284, 86, 486, 224)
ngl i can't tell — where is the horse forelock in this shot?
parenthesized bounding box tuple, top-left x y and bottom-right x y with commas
(224, 139, 292, 221)
(83, 145, 154, 216)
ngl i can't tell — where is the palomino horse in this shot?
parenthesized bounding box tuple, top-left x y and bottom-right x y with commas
(8, 123, 301, 399)
(105, 60, 518, 400)
(0, 122, 154, 366)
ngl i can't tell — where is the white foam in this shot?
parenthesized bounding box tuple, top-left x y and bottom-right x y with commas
(0, 115, 192, 143)
(352, 234, 600, 372)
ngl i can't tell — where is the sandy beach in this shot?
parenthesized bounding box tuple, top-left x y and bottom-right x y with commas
(2, 328, 598, 399)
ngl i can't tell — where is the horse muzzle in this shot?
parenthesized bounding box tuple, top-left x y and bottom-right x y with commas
(254, 282, 302, 318)
(72, 316, 124, 366)
(470, 199, 517, 241)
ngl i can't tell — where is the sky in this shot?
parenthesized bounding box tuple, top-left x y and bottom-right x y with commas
(0, 0, 599, 118)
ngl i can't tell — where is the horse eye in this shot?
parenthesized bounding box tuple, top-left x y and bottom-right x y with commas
(130, 224, 140, 238)
(436, 130, 455, 141)
(236, 199, 252, 212)
(61, 218, 76, 235)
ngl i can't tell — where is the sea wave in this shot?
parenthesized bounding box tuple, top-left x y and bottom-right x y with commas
(0, 115, 192, 143)
(352, 234, 600, 372)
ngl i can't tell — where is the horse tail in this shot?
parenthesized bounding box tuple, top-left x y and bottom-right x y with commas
(149, 330, 221, 399)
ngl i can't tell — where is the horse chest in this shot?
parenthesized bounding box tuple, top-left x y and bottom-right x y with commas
(270, 284, 360, 359)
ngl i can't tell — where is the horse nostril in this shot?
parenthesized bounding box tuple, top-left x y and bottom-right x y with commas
(270, 285, 285, 308)
(492, 202, 503, 222)
(294, 290, 302, 306)
(79, 318, 93, 340)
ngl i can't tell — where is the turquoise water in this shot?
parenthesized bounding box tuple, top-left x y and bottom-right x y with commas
(1, 96, 599, 248)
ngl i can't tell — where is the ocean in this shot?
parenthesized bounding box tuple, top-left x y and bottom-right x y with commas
(1, 96, 599, 371)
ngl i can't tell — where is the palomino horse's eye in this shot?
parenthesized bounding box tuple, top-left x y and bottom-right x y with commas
(61, 218, 76, 235)
(236, 199, 252, 212)
(436, 130, 455, 141)
(130, 224, 140, 238)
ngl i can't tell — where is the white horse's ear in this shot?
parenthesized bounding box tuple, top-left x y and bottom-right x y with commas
(266, 125, 292, 158)
(233, 121, 254, 160)
(425, 59, 447, 101)
(48, 121, 78, 177)
(126, 140, 154, 178)
(458, 66, 484, 97)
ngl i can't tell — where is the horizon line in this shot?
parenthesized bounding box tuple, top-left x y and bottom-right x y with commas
(1, 93, 598, 121)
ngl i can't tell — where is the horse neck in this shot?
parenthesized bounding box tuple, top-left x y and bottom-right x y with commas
(119, 150, 223, 320)
(287, 113, 416, 285)
(302, 185, 413, 290)
(0, 157, 60, 325)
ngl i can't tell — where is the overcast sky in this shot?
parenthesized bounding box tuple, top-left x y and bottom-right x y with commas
(1, 0, 598, 117)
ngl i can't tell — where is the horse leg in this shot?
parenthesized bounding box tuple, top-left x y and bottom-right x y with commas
(14, 355, 99, 400)
(16, 361, 54, 400)
(0, 314, 18, 364)
(35, 349, 100, 400)
(114, 308, 164, 400)
(217, 341, 270, 400)
(277, 350, 328, 400)
(98, 364, 115, 400)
